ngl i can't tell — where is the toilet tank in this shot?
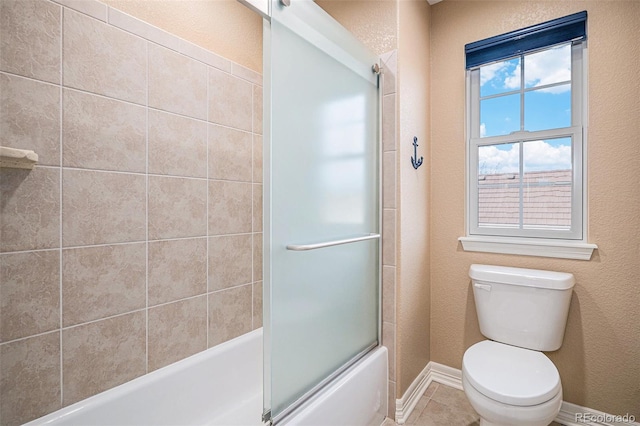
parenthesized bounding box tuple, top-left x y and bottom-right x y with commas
(469, 264, 575, 351)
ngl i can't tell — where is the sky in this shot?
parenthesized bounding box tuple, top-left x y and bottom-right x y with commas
(478, 44, 573, 174)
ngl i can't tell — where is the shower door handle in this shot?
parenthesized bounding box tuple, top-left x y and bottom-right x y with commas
(286, 233, 380, 251)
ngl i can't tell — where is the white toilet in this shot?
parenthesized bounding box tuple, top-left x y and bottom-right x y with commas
(462, 264, 575, 426)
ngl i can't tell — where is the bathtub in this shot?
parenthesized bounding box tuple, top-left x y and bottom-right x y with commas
(27, 328, 388, 426)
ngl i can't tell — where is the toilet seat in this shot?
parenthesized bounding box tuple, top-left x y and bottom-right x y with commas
(463, 340, 561, 406)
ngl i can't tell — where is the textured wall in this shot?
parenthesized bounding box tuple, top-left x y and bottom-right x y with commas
(0, 1, 263, 424)
(316, 0, 397, 56)
(430, 0, 640, 416)
(103, 0, 262, 72)
(397, 0, 431, 398)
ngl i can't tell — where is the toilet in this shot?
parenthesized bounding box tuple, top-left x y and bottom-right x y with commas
(462, 264, 575, 426)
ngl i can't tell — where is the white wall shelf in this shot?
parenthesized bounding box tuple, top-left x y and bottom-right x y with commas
(0, 146, 39, 170)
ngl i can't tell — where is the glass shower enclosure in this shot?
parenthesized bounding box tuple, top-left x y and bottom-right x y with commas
(262, 0, 381, 423)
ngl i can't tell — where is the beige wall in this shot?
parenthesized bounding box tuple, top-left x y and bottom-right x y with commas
(430, 0, 640, 416)
(397, 0, 431, 397)
(0, 1, 262, 424)
(103, 0, 263, 72)
(316, 0, 398, 56)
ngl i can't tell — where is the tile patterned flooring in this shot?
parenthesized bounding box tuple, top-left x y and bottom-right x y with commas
(382, 382, 563, 426)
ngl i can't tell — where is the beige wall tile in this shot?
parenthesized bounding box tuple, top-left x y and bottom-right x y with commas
(148, 296, 207, 371)
(383, 151, 396, 209)
(178, 39, 231, 73)
(208, 234, 252, 291)
(252, 85, 263, 135)
(208, 67, 252, 132)
(148, 110, 207, 178)
(253, 233, 262, 284)
(62, 243, 146, 327)
(388, 380, 396, 420)
(62, 169, 145, 246)
(252, 281, 262, 330)
(253, 134, 262, 183)
(63, 9, 146, 104)
(208, 125, 252, 182)
(63, 89, 146, 172)
(382, 50, 397, 96)
(148, 176, 207, 240)
(253, 184, 263, 233)
(62, 311, 146, 405)
(148, 238, 207, 306)
(52, 0, 106, 22)
(0, 0, 61, 84)
(0, 332, 61, 426)
(382, 209, 396, 266)
(231, 63, 262, 86)
(382, 265, 395, 325)
(382, 94, 396, 152)
(208, 180, 252, 235)
(1, 167, 60, 252)
(382, 321, 396, 382)
(208, 284, 252, 347)
(0, 251, 60, 342)
(149, 44, 207, 120)
(0, 73, 61, 166)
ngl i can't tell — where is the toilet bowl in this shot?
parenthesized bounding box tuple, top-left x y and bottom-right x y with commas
(462, 265, 575, 426)
(462, 340, 563, 426)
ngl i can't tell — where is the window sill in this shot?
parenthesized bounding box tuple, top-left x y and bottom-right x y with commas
(458, 236, 597, 260)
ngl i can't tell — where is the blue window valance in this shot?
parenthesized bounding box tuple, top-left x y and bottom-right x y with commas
(465, 11, 587, 69)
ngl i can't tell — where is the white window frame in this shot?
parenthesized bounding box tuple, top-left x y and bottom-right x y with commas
(460, 41, 597, 260)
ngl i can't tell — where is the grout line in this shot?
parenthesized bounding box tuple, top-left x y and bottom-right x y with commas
(0, 329, 62, 347)
(148, 293, 208, 310)
(206, 64, 210, 349)
(1, 234, 256, 257)
(59, 4, 65, 407)
(60, 308, 148, 333)
(144, 39, 150, 374)
(251, 84, 255, 330)
(0, 70, 61, 88)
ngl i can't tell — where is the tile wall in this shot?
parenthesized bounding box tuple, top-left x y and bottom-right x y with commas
(0, 1, 262, 424)
(380, 49, 398, 420)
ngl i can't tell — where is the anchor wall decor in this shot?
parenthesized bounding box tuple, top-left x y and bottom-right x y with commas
(411, 136, 423, 170)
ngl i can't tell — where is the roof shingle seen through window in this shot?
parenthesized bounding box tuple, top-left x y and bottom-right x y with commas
(479, 169, 571, 228)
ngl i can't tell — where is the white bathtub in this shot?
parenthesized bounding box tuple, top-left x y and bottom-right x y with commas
(27, 328, 388, 426)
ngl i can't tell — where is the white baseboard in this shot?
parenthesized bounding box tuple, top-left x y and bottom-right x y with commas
(395, 362, 638, 426)
(555, 401, 639, 426)
(394, 361, 460, 424)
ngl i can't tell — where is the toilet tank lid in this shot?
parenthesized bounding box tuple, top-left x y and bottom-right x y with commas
(469, 264, 575, 290)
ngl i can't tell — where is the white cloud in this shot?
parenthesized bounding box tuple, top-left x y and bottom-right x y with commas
(478, 144, 519, 174)
(481, 44, 571, 94)
(480, 123, 486, 137)
(479, 140, 571, 174)
(523, 140, 572, 171)
(522, 45, 571, 93)
(480, 62, 509, 86)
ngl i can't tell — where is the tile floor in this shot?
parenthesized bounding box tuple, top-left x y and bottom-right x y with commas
(382, 382, 563, 426)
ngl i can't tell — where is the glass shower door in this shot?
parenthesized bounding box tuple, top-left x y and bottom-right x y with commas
(263, 0, 381, 422)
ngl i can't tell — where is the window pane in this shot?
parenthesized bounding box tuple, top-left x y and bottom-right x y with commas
(524, 84, 571, 131)
(480, 94, 520, 137)
(523, 138, 572, 229)
(524, 44, 571, 89)
(478, 143, 520, 227)
(480, 57, 520, 97)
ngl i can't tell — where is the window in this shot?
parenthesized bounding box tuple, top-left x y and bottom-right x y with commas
(460, 12, 597, 259)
